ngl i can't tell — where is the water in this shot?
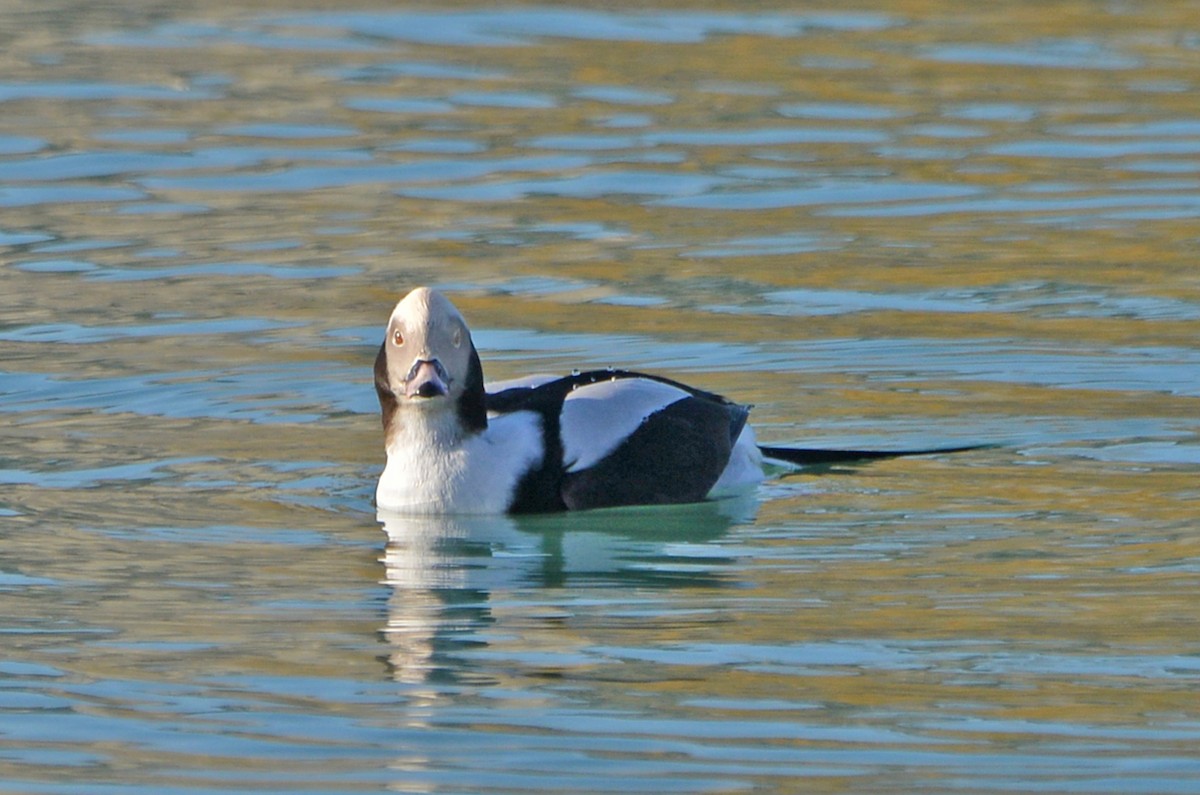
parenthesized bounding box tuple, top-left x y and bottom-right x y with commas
(2, 1, 1199, 792)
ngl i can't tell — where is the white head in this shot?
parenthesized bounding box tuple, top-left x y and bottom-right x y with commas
(374, 287, 487, 440)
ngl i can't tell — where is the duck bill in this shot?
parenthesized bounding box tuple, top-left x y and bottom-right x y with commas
(404, 359, 450, 399)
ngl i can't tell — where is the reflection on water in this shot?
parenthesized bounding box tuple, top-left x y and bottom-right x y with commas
(379, 500, 752, 684)
(3, 0, 1200, 792)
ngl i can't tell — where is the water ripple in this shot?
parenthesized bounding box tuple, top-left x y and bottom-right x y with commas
(3, 4, 1198, 793)
(923, 39, 1141, 70)
(279, 9, 897, 47)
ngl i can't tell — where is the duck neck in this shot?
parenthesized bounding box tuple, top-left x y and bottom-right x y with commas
(385, 404, 471, 456)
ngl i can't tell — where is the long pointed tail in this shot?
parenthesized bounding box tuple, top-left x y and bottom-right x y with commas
(758, 444, 989, 467)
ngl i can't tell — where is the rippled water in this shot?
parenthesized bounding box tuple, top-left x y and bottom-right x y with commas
(3, 1, 1199, 792)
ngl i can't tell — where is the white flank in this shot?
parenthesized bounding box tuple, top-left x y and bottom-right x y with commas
(708, 424, 765, 497)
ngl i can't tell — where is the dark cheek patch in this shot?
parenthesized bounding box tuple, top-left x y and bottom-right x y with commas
(373, 340, 399, 443)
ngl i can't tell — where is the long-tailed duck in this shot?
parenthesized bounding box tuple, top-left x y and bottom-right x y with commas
(374, 287, 976, 514)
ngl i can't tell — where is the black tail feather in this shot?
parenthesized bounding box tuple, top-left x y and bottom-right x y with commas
(758, 444, 989, 467)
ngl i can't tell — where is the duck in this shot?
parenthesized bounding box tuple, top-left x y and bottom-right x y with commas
(374, 286, 978, 514)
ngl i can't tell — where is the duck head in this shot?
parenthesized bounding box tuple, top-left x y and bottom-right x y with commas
(374, 287, 487, 437)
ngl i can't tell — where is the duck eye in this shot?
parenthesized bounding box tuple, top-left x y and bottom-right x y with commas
(451, 328, 462, 348)
(392, 329, 404, 346)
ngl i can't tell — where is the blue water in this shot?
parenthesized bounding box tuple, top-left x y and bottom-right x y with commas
(2, 3, 1199, 793)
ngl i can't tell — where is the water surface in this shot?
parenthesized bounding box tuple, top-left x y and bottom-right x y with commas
(2, 1, 1199, 792)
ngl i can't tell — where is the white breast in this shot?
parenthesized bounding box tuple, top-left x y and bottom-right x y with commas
(376, 410, 544, 514)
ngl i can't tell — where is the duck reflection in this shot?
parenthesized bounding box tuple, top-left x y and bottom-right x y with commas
(378, 495, 758, 684)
